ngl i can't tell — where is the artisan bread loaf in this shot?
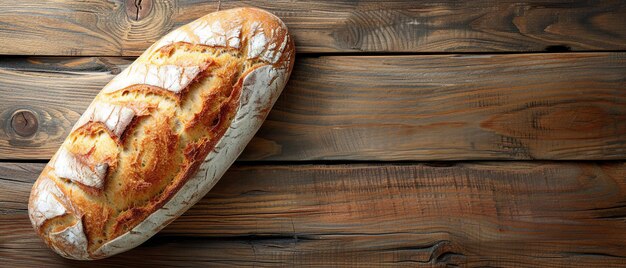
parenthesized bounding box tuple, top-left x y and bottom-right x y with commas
(28, 7, 294, 260)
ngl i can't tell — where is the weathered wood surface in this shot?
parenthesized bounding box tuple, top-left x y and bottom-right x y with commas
(0, 0, 625, 56)
(1, 53, 625, 161)
(2, 162, 626, 267)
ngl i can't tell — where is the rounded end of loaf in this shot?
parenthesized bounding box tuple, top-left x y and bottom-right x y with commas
(28, 167, 93, 260)
(142, 7, 296, 71)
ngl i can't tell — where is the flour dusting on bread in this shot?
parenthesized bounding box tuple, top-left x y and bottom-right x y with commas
(29, 178, 68, 228)
(53, 147, 108, 189)
(102, 64, 205, 94)
(73, 102, 136, 137)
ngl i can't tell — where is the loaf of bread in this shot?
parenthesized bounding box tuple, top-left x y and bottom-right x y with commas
(28, 7, 294, 260)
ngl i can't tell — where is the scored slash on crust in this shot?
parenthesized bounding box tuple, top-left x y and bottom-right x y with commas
(29, 178, 68, 228)
(102, 64, 205, 94)
(48, 219, 89, 260)
(73, 102, 136, 138)
(53, 147, 108, 189)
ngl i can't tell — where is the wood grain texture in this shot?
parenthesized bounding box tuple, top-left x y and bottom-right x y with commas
(1, 53, 625, 161)
(0, 0, 625, 55)
(2, 162, 626, 267)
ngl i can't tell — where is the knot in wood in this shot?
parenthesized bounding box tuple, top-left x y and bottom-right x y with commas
(125, 0, 153, 21)
(11, 110, 38, 137)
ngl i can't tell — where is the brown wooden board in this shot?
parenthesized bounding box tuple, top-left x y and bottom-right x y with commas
(1, 53, 625, 161)
(2, 162, 626, 267)
(0, 0, 625, 56)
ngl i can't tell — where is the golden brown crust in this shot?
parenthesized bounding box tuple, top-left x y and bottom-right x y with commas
(29, 7, 295, 259)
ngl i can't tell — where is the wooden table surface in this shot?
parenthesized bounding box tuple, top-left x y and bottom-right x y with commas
(1, 1, 625, 267)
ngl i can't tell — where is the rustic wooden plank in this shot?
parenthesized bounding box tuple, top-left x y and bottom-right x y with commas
(1, 162, 626, 267)
(0, 0, 625, 55)
(1, 53, 625, 161)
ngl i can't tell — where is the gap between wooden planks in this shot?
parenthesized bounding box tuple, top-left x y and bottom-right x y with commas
(2, 161, 626, 267)
(0, 0, 625, 55)
(0, 53, 625, 161)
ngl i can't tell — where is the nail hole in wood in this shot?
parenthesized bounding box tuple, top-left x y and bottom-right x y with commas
(11, 110, 38, 137)
(125, 0, 153, 21)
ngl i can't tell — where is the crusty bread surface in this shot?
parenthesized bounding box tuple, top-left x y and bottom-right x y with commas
(28, 7, 294, 260)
